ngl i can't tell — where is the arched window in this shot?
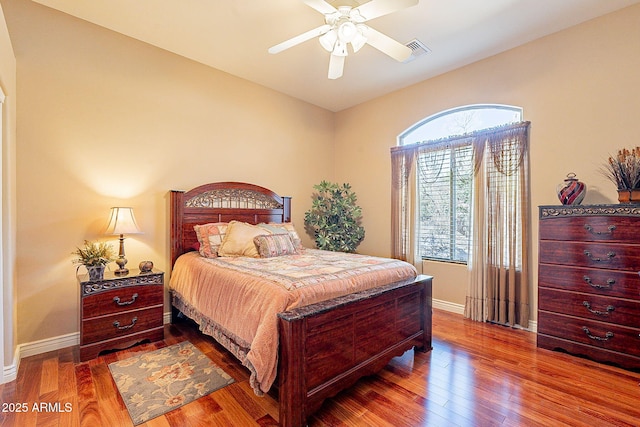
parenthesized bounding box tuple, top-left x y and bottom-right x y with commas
(399, 104, 523, 146)
(398, 104, 523, 263)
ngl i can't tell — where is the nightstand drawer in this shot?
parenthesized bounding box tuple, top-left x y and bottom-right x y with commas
(82, 285, 163, 318)
(81, 306, 163, 345)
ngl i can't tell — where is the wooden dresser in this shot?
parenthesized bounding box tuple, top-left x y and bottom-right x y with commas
(78, 269, 164, 361)
(538, 205, 640, 370)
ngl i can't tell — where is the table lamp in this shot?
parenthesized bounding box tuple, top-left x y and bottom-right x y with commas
(105, 207, 142, 276)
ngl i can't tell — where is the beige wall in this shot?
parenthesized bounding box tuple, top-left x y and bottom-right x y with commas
(3, 0, 334, 344)
(334, 4, 640, 311)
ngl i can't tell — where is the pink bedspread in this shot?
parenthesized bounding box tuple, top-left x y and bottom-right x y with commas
(169, 249, 417, 395)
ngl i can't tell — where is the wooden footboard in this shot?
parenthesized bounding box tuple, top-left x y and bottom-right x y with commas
(277, 274, 433, 427)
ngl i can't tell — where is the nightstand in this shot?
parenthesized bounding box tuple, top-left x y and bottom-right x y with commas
(78, 268, 164, 361)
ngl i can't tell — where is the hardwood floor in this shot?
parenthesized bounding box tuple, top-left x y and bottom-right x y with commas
(1, 308, 639, 426)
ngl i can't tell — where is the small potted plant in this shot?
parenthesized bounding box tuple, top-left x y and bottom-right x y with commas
(304, 180, 365, 252)
(601, 147, 640, 203)
(72, 240, 116, 280)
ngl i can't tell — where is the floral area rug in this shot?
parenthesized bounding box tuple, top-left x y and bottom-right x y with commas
(108, 341, 235, 425)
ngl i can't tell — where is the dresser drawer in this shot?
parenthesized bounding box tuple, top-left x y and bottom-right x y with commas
(539, 240, 640, 271)
(539, 288, 640, 327)
(537, 334, 640, 370)
(539, 264, 640, 299)
(82, 285, 163, 318)
(539, 216, 640, 243)
(538, 311, 640, 357)
(81, 306, 163, 345)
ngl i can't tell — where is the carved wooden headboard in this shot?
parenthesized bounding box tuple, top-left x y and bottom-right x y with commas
(170, 182, 291, 266)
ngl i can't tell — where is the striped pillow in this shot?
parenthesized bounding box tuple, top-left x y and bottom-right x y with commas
(253, 234, 297, 258)
(262, 222, 304, 250)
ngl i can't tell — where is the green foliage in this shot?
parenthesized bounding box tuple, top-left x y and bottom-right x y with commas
(304, 181, 365, 252)
(71, 240, 116, 266)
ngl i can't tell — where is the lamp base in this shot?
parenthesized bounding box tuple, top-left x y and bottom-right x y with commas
(114, 268, 129, 276)
(115, 254, 129, 276)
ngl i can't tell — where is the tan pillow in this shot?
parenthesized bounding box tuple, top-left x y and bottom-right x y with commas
(217, 221, 269, 257)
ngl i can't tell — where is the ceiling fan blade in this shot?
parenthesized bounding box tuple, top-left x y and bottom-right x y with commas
(303, 0, 338, 15)
(364, 27, 412, 62)
(355, 0, 419, 21)
(328, 54, 345, 79)
(268, 24, 331, 54)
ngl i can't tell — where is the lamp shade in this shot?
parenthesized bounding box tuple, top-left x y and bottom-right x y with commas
(105, 207, 142, 235)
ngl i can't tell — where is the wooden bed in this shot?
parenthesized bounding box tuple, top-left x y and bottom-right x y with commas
(169, 181, 433, 427)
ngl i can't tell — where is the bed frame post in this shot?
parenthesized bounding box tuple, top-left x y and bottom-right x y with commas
(282, 196, 291, 222)
(418, 274, 433, 352)
(170, 190, 185, 267)
(277, 316, 307, 427)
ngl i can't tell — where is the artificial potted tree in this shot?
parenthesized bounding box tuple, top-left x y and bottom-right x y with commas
(304, 180, 365, 252)
(72, 240, 116, 281)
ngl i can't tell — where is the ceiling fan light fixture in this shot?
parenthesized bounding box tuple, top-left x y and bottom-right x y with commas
(269, 0, 419, 80)
(319, 29, 337, 52)
(337, 21, 357, 43)
(351, 25, 367, 52)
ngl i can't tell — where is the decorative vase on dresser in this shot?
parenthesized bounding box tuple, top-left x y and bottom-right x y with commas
(78, 268, 164, 361)
(556, 172, 587, 205)
(537, 205, 640, 370)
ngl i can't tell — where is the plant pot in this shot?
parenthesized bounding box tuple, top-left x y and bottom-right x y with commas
(617, 189, 640, 204)
(87, 265, 105, 281)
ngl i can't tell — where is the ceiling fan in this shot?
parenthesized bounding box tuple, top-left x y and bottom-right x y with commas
(268, 0, 419, 79)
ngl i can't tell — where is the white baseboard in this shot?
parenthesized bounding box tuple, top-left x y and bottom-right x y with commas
(20, 331, 80, 359)
(432, 299, 537, 332)
(2, 346, 20, 383)
(432, 298, 465, 315)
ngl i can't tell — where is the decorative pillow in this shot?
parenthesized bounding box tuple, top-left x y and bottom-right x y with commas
(263, 222, 303, 250)
(193, 222, 228, 258)
(253, 234, 297, 258)
(217, 221, 269, 258)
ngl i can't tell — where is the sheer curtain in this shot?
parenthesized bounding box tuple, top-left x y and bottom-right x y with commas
(390, 148, 415, 261)
(465, 122, 531, 328)
(391, 121, 531, 328)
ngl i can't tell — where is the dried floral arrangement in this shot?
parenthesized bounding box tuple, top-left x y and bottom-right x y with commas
(601, 147, 640, 190)
(71, 240, 116, 267)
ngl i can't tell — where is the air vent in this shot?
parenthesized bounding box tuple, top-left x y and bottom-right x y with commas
(404, 39, 431, 63)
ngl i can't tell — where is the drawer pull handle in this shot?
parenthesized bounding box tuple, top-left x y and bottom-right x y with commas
(583, 224, 616, 235)
(113, 293, 138, 306)
(583, 276, 615, 289)
(583, 250, 616, 262)
(582, 301, 615, 316)
(113, 317, 138, 331)
(582, 326, 614, 342)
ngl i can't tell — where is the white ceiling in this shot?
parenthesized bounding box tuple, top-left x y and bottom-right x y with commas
(30, 0, 640, 112)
